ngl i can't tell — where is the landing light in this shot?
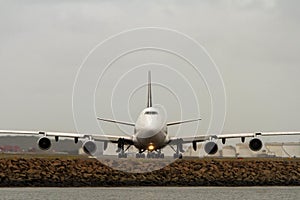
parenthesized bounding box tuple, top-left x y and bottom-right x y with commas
(148, 144, 155, 151)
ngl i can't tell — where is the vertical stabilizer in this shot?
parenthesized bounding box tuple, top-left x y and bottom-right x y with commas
(147, 71, 152, 108)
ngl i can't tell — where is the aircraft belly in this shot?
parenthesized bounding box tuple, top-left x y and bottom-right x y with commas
(134, 131, 167, 150)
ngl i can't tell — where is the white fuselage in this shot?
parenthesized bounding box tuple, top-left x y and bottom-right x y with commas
(132, 107, 170, 151)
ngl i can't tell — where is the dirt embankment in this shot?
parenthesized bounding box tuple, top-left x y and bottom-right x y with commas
(0, 156, 299, 186)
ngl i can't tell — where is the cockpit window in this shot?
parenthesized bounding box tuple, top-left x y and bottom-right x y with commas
(144, 111, 158, 115)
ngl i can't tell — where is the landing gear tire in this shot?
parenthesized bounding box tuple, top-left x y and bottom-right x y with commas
(118, 153, 127, 158)
(136, 153, 145, 159)
(173, 153, 183, 159)
(170, 139, 184, 159)
(147, 152, 157, 159)
(147, 152, 152, 159)
(146, 152, 165, 159)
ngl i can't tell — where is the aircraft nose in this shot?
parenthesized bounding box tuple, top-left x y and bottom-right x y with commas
(138, 127, 161, 139)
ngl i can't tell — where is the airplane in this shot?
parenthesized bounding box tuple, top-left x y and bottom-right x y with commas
(0, 71, 300, 159)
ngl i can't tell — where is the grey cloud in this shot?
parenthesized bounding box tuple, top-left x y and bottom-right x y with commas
(0, 0, 299, 143)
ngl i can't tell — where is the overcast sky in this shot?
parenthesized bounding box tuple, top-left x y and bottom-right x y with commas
(0, 0, 299, 142)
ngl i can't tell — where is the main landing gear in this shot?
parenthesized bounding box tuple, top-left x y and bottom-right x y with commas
(117, 138, 130, 158)
(170, 139, 184, 159)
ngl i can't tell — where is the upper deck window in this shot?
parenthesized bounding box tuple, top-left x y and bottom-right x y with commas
(144, 111, 158, 115)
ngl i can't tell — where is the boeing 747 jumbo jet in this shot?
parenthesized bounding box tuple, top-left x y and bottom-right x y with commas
(0, 71, 299, 159)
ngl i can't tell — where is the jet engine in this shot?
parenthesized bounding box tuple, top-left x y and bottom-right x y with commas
(37, 137, 51, 150)
(204, 141, 218, 155)
(82, 140, 97, 155)
(249, 138, 263, 151)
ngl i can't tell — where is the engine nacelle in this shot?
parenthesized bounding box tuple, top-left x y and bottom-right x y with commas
(204, 141, 218, 155)
(82, 140, 97, 155)
(37, 137, 51, 150)
(249, 138, 263, 151)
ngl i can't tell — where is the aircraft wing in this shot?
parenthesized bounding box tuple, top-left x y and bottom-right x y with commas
(44, 131, 133, 143)
(216, 131, 300, 139)
(170, 131, 300, 143)
(0, 130, 41, 136)
(170, 135, 210, 143)
(89, 134, 133, 144)
(0, 130, 133, 144)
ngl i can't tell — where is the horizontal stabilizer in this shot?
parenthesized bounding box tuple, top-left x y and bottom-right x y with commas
(167, 118, 201, 126)
(97, 118, 135, 126)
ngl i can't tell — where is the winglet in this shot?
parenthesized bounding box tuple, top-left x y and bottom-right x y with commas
(147, 70, 152, 108)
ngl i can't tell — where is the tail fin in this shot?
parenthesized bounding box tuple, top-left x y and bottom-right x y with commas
(147, 71, 152, 108)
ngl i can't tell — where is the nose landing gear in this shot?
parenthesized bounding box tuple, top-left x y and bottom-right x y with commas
(146, 151, 164, 159)
(136, 149, 164, 159)
(136, 153, 146, 158)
